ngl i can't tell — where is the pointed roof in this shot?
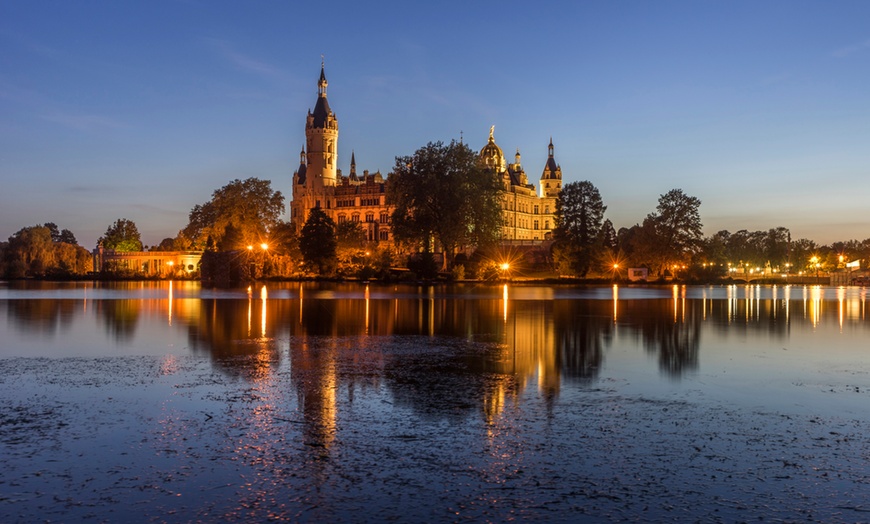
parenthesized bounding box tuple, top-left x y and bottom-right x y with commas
(310, 62, 333, 128)
(349, 150, 359, 181)
(542, 137, 560, 179)
(295, 146, 307, 184)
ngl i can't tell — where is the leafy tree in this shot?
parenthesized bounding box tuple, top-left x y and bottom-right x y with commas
(183, 177, 284, 250)
(599, 219, 617, 251)
(790, 238, 817, 272)
(58, 229, 77, 245)
(153, 237, 178, 251)
(3, 225, 91, 277)
(99, 218, 143, 252)
(553, 180, 607, 277)
(763, 227, 791, 269)
(41, 222, 77, 245)
(335, 221, 366, 274)
(299, 208, 337, 275)
(44, 222, 61, 243)
(387, 140, 502, 270)
(618, 218, 660, 272)
(645, 189, 703, 274)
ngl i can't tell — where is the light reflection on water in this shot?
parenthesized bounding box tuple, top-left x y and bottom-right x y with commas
(3, 281, 870, 521)
(1, 282, 869, 408)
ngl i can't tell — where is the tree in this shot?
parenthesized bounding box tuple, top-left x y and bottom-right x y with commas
(299, 208, 337, 275)
(58, 229, 77, 245)
(182, 177, 284, 250)
(553, 180, 607, 276)
(3, 225, 91, 277)
(387, 140, 502, 270)
(41, 222, 77, 245)
(646, 189, 703, 274)
(99, 218, 143, 252)
(335, 220, 366, 274)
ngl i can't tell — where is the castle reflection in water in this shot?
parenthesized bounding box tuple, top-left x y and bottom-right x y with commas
(4, 282, 869, 445)
(127, 283, 862, 434)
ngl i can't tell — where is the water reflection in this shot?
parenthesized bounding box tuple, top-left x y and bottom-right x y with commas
(4, 282, 870, 385)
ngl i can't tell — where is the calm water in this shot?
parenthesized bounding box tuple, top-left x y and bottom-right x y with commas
(2, 281, 869, 522)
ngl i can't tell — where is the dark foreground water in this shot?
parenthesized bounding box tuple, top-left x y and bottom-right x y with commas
(1, 281, 869, 522)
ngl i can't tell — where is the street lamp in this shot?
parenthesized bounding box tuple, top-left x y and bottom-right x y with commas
(810, 256, 820, 284)
(499, 262, 510, 281)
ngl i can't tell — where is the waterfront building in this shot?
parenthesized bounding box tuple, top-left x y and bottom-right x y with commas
(479, 127, 561, 242)
(290, 65, 564, 246)
(290, 64, 391, 243)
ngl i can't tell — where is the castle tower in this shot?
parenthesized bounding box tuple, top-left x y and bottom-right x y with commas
(305, 62, 338, 189)
(539, 138, 562, 198)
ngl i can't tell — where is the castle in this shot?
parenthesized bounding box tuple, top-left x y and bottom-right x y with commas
(290, 64, 562, 244)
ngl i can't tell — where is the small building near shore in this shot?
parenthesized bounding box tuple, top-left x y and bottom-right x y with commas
(628, 268, 648, 282)
(93, 248, 202, 277)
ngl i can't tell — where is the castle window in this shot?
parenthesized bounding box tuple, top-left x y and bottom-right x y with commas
(545, 220, 550, 230)
(366, 213, 374, 222)
(380, 213, 389, 223)
(545, 206, 550, 214)
(379, 231, 389, 241)
(352, 214, 359, 222)
(338, 215, 347, 224)
(534, 205, 539, 214)
(534, 220, 539, 230)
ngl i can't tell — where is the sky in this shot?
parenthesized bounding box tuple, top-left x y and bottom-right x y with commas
(2, 0, 869, 249)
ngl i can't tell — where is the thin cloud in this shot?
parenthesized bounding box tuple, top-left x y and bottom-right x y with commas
(41, 113, 127, 132)
(66, 185, 122, 193)
(832, 39, 870, 58)
(203, 38, 291, 80)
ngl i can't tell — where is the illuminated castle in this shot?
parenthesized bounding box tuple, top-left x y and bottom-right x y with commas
(479, 127, 561, 241)
(290, 64, 392, 242)
(290, 64, 563, 244)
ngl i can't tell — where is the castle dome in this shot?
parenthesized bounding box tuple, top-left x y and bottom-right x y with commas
(479, 126, 506, 172)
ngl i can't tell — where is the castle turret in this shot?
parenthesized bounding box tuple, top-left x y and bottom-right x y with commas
(305, 62, 338, 188)
(539, 137, 562, 198)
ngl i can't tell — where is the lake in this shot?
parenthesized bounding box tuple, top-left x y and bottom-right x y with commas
(2, 281, 869, 522)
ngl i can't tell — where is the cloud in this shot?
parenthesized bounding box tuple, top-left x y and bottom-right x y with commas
(66, 185, 121, 193)
(203, 38, 291, 80)
(832, 39, 870, 58)
(41, 112, 127, 132)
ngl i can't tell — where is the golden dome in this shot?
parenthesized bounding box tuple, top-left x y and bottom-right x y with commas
(479, 125, 505, 172)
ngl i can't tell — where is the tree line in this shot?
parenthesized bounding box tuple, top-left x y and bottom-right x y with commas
(4, 139, 867, 280)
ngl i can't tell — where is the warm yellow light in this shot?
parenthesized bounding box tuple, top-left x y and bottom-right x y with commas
(260, 243, 268, 251)
(247, 245, 253, 251)
(167, 261, 174, 266)
(613, 264, 619, 269)
(500, 263, 510, 271)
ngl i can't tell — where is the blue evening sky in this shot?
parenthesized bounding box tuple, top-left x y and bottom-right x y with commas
(2, 1, 868, 248)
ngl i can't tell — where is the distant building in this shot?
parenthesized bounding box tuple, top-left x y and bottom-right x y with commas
(479, 127, 561, 242)
(290, 64, 564, 245)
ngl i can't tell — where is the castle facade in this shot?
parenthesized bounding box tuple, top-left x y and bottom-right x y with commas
(290, 65, 563, 244)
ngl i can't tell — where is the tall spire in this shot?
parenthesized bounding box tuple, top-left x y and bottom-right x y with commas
(350, 150, 357, 176)
(548, 136, 554, 157)
(318, 56, 328, 98)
